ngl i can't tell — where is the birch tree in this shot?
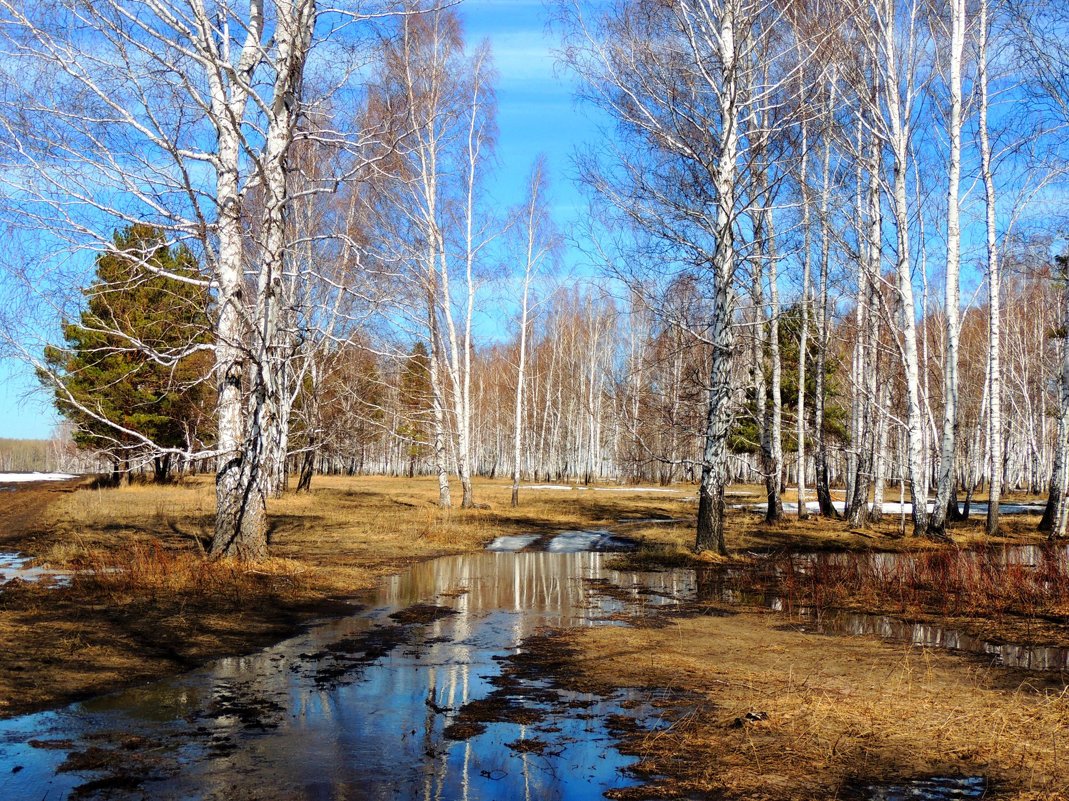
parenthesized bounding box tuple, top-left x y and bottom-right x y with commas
(857, 0, 931, 537)
(978, 0, 1002, 535)
(927, 0, 966, 539)
(371, 6, 498, 509)
(511, 156, 556, 506)
(0, 0, 382, 559)
(813, 73, 841, 518)
(560, 0, 817, 552)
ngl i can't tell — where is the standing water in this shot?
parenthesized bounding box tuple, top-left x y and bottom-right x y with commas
(1, 535, 1064, 799)
(0, 535, 682, 800)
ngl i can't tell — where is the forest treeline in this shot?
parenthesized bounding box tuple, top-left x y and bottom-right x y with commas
(0, 435, 101, 474)
(1, 0, 1067, 558)
(38, 243, 1061, 503)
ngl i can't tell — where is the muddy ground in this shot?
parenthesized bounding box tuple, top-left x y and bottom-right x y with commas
(0, 479, 358, 717)
(0, 475, 692, 718)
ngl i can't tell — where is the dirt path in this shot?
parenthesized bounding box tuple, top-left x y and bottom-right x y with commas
(0, 478, 88, 551)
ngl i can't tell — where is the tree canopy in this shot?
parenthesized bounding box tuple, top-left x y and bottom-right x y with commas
(42, 224, 213, 482)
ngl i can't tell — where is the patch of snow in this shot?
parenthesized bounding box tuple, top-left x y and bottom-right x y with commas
(751, 500, 1044, 516)
(0, 472, 78, 483)
(591, 487, 681, 494)
(522, 484, 575, 491)
(545, 530, 636, 553)
(485, 534, 541, 552)
(0, 552, 70, 587)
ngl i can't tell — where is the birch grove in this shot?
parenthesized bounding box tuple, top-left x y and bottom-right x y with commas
(1, 0, 1068, 558)
(0, 0, 388, 558)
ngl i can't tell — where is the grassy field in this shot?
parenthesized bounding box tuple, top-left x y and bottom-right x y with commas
(0, 474, 1053, 720)
(560, 611, 1069, 801)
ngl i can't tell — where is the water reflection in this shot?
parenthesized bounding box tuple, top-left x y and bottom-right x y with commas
(0, 534, 1065, 800)
(0, 546, 676, 801)
(846, 774, 987, 800)
(688, 550, 1069, 672)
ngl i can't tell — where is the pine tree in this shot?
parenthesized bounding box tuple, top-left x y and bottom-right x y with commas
(42, 224, 213, 483)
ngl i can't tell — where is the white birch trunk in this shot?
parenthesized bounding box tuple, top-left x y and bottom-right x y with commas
(694, 0, 739, 556)
(979, 0, 1003, 536)
(511, 262, 533, 507)
(881, 0, 928, 536)
(796, 103, 811, 520)
(767, 204, 784, 521)
(813, 74, 838, 518)
(928, 0, 965, 538)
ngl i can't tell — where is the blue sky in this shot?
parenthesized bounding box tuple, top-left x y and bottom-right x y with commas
(0, 0, 598, 440)
(1, 1, 1048, 441)
(464, 0, 596, 213)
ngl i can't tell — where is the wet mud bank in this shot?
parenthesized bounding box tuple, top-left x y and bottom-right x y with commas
(3, 529, 1069, 799)
(0, 536, 691, 800)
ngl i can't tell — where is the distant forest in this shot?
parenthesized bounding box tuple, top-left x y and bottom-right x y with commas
(0, 433, 101, 474)
(0, 438, 57, 472)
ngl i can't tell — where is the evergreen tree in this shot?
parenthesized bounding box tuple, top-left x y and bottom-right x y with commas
(42, 224, 213, 482)
(731, 304, 847, 456)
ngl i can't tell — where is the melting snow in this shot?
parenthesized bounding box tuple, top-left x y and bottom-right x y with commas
(0, 472, 78, 483)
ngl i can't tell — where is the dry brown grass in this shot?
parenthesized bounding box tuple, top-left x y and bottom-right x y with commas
(778, 546, 1069, 616)
(0, 474, 1056, 720)
(33, 475, 694, 591)
(568, 612, 1069, 801)
(0, 474, 690, 717)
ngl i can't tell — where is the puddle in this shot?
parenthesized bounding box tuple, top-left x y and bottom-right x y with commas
(0, 548, 685, 800)
(687, 548, 1069, 672)
(0, 533, 1059, 799)
(0, 552, 70, 587)
(787, 544, 1069, 571)
(846, 775, 988, 800)
(795, 610, 1069, 671)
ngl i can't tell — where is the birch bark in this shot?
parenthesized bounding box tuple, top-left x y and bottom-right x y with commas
(978, 0, 1003, 536)
(928, 0, 966, 539)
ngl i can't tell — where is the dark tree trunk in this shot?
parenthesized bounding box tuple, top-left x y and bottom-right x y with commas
(696, 468, 727, 556)
(962, 481, 975, 522)
(947, 481, 965, 522)
(1040, 490, 1058, 533)
(296, 449, 315, 493)
(153, 454, 172, 484)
